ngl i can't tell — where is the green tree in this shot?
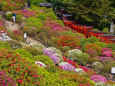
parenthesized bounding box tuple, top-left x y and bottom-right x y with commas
(61, 0, 115, 30)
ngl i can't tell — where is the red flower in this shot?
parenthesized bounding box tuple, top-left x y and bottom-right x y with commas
(16, 69, 20, 71)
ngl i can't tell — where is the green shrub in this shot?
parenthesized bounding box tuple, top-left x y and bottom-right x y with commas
(23, 46, 41, 56)
(106, 43, 115, 51)
(45, 65, 60, 73)
(61, 46, 70, 52)
(34, 55, 55, 66)
(87, 57, 99, 64)
(94, 42, 107, 49)
(77, 53, 90, 65)
(25, 17, 43, 29)
(14, 48, 33, 59)
(7, 40, 22, 50)
(87, 36, 99, 43)
(0, 15, 2, 20)
(5, 12, 12, 20)
(67, 49, 82, 60)
(0, 41, 10, 49)
(16, 14, 23, 23)
(102, 28, 109, 33)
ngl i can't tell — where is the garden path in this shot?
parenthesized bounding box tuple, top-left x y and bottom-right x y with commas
(4, 19, 45, 47)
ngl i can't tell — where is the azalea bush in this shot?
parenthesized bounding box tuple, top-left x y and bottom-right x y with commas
(0, 71, 16, 86)
(23, 46, 40, 56)
(1, 0, 25, 11)
(0, 49, 48, 86)
(34, 55, 55, 66)
(13, 29, 23, 41)
(84, 43, 102, 55)
(67, 49, 82, 60)
(77, 53, 89, 65)
(7, 40, 22, 50)
(57, 35, 81, 49)
(89, 75, 107, 83)
(42, 48, 63, 64)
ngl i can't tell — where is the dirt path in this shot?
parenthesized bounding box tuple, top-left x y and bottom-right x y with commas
(4, 19, 45, 47)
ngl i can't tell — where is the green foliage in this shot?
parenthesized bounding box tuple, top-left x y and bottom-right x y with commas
(87, 37, 99, 43)
(94, 42, 107, 49)
(106, 43, 115, 51)
(102, 28, 109, 33)
(16, 14, 23, 23)
(5, 12, 12, 20)
(0, 15, 2, 20)
(23, 46, 41, 56)
(61, 0, 115, 29)
(0, 41, 10, 49)
(67, 49, 82, 60)
(55, 20, 64, 26)
(25, 17, 43, 29)
(29, 0, 43, 6)
(34, 55, 55, 66)
(7, 40, 22, 50)
(77, 53, 90, 65)
(61, 46, 70, 52)
(14, 48, 33, 59)
(45, 65, 60, 73)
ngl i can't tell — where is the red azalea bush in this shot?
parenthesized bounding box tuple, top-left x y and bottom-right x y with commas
(57, 35, 81, 49)
(0, 71, 16, 86)
(59, 71, 95, 86)
(0, 49, 47, 86)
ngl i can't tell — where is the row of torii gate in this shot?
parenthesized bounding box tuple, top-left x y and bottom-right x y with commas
(63, 20, 115, 44)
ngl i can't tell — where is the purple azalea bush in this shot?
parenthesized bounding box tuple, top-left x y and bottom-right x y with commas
(60, 63, 75, 71)
(89, 75, 107, 83)
(0, 71, 16, 86)
(42, 48, 61, 64)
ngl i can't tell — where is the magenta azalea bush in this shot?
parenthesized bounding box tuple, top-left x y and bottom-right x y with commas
(0, 71, 16, 86)
(89, 75, 107, 83)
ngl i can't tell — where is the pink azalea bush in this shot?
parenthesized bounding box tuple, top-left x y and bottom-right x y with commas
(102, 51, 112, 57)
(89, 75, 107, 83)
(102, 48, 112, 52)
(13, 10, 36, 18)
(85, 49, 98, 57)
(0, 71, 16, 86)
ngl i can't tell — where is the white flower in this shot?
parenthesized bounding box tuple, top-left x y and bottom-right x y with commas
(73, 68, 86, 75)
(35, 61, 46, 68)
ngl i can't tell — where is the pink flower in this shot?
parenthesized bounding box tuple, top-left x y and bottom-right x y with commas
(102, 51, 112, 57)
(90, 75, 107, 83)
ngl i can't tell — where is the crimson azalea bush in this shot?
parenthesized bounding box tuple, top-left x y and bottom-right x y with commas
(0, 49, 48, 85)
(57, 35, 81, 49)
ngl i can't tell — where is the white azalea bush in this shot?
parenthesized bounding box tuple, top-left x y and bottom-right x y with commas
(67, 49, 82, 60)
(72, 68, 86, 75)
